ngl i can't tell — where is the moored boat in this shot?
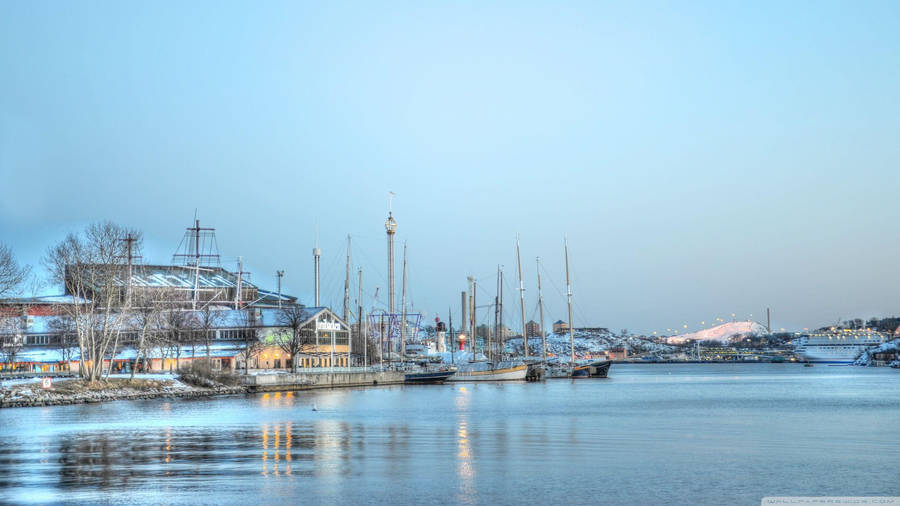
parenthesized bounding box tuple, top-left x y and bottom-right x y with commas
(446, 361, 527, 382)
(794, 331, 888, 364)
(571, 359, 611, 378)
(404, 368, 456, 384)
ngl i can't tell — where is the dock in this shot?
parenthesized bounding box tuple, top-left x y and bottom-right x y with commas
(243, 368, 405, 392)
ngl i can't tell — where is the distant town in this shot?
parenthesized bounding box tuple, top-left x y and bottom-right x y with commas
(2, 218, 898, 380)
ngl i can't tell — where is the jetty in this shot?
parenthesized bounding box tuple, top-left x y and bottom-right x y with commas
(242, 368, 405, 392)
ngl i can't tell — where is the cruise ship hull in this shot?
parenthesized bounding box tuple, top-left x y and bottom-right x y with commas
(795, 337, 886, 364)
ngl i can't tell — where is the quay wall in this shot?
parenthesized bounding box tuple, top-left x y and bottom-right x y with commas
(244, 371, 405, 392)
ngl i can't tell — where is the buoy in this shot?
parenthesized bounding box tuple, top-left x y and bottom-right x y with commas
(312, 403, 318, 411)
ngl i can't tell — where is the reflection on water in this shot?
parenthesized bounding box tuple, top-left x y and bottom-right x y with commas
(455, 386, 474, 504)
(1, 365, 899, 504)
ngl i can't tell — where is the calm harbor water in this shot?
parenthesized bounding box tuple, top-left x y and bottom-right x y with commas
(1, 364, 898, 505)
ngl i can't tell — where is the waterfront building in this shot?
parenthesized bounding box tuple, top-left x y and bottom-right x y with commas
(552, 320, 568, 333)
(525, 320, 540, 338)
(0, 303, 354, 374)
(608, 346, 628, 360)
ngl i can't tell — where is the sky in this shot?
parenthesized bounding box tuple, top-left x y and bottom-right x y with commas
(1, 1, 899, 334)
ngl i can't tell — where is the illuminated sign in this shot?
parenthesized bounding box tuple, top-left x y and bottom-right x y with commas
(316, 320, 341, 331)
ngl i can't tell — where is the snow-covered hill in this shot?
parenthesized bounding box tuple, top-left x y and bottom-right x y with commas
(663, 321, 768, 345)
(504, 330, 675, 358)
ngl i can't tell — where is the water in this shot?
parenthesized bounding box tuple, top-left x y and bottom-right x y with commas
(1, 364, 898, 505)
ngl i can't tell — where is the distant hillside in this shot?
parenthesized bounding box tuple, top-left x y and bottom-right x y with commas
(663, 321, 768, 345)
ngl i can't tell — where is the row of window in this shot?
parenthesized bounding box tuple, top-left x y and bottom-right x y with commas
(13, 328, 351, 345)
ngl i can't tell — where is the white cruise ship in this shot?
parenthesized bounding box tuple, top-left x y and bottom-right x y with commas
(795, 330, 889, 364)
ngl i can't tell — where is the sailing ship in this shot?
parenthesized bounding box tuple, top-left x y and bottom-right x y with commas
(446, 273, 527, 382)
(445, 360, 528, 381)
(548, 237, 612, 379)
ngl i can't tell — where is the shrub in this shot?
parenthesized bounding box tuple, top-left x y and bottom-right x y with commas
(177, 360, 242, 387)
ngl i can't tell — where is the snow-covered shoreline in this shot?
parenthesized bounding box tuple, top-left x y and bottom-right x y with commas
(0, 375, 247, 409)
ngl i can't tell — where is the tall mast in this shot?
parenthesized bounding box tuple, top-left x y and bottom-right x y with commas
(460, 290, 467, 357)
(358, 267, 364, 367)
(472, 279, 477, 356)
(467, 276, 475, 354)
(172, 214, 218, 309)
(119, 233, 140, 307)
(194, 219, 200, 310)
(537, 257, 547, 363)
(494, 265, 500, 362)
(313, 227, 321, 306)
(400, 242, 408, 359)
(565, 236, 575, 367)
(235, 257, 243, 309)
(516, 235, 528, 359)
(276, 270, 284, 309)
(343, 235, 351, 322)
(498, 267, 503, 359)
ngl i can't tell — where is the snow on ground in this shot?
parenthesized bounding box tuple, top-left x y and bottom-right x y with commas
(1, 373, 187, 390)
(663, 321, 767, 344)
(854, 338, 900, 366)
(501, 331, 676, 358)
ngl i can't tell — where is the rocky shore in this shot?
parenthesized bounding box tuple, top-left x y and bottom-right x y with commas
(0, 377, 248, 409)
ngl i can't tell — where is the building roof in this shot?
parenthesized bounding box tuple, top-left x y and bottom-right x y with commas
(14, 343, 248, 363)
(0, 295, 89, 306)
(1, 305, 346, 335)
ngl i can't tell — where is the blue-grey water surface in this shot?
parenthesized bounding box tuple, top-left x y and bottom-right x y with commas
(1, 364, 898, 505)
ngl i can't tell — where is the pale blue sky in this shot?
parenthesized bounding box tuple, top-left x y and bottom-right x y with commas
(1, 1, 899, 333)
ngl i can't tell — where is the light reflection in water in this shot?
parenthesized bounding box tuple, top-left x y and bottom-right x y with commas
(455, 386, 475, 503)
(2, 366, 897, 505)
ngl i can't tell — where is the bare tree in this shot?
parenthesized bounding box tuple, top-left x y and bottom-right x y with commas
(128, 288, 173, 379)
(196, 304, 224, 363)
(238, 309, 265, 375)
(48, 314, 78, 371)
(161, 305, 192, 372)
(275, 305, 312, 373)
(43, 222, 138, 382)
(0, 317, 24, 371)
(0, 243, 30, 298)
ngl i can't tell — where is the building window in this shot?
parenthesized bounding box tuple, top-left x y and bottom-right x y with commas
(26, 335, 50, 345)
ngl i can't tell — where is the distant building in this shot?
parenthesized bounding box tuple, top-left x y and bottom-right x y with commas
(525, 320, 540, 338)
(608, 346, 628, 360)
(552, 320, 568, 333)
